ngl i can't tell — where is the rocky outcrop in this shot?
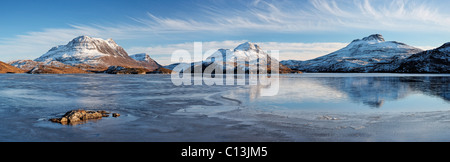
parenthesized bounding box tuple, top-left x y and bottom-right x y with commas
(112, 113, 121, 117)
(146, 67, 173, 74)
(50, 110, 119, 125)
(104, 66, 148, 74)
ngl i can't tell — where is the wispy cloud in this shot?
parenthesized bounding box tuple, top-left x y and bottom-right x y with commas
(0, 0, 448, 62)
(128, 0, 450, 33)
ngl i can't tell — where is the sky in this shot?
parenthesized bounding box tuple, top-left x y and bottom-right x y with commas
(1, 0, 450, 65)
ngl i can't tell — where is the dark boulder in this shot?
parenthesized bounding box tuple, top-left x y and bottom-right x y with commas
(50, 110, 117, 125)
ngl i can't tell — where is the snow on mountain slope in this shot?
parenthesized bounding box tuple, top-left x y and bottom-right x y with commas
(395, 42, 450, 73)
(129, 53, 161, 71)
(8, 59, 91, 74)
(34, 36, 143, 68)
(165, 42, 297, 73)
(282, 34, 424, 72)
(206, 42, 272, 63)
(8, 60, 41, 71)
(204, 42, 275, 72)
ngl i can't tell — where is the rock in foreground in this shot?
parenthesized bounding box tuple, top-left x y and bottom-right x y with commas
(50, 110, 118, 125)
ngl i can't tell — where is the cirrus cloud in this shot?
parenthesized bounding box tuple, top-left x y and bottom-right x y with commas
(0, 0, 447, 62)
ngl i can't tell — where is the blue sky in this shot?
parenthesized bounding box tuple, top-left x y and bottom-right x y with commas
(1, 0, 450, 65)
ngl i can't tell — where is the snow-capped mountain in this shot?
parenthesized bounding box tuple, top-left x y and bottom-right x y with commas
(34, 36, 143, 68)
(204, 42, 274, 72)
(166, 42, 297, 73)
(206, 42, 272, 62)
(129, 53, 161, 71)
(395, 42, 450, 73)
(282, 34, 424, 72)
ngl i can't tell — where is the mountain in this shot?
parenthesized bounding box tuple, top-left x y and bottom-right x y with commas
(34, 36, 144, 69)
(282, 34, 424, 72)
(204, 42, 273, 72)
(395, 42, 450, 73)
(10, 36, 165, 74)
(0, 61, 24, 73)
(129, 53, 161, 71)
(207, 42, 268, 63)
(166, 42, 298, 73)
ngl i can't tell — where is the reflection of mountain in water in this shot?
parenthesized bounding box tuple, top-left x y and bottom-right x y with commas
(403, 77, 450, 102)
(314, 76, 449, 108)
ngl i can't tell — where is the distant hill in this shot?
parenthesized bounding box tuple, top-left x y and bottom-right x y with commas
(0, 61, 24, 74)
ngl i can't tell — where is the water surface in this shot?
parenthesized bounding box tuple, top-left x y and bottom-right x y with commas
(0, 73, 449, 141)
(228, 73, 449, 113)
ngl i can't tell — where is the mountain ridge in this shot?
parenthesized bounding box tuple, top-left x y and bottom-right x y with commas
(166, 42, 299, 74)
(2, 34, 449, 74)
(394, 42, 450, 73)
(281, 34, 426, 73)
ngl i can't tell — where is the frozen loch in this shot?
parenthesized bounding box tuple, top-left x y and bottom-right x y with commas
(0, 73, 449, 142)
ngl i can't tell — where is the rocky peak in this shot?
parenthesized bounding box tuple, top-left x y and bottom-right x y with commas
(68, 36, 94, 45)
(73, 35, 91, 41)
(352, 34, 386, 43)
(234, 42, 262, 52)
(67, 35, 119, 48)
(362, 34, 385, 42)
(106, 38, 119, 48)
